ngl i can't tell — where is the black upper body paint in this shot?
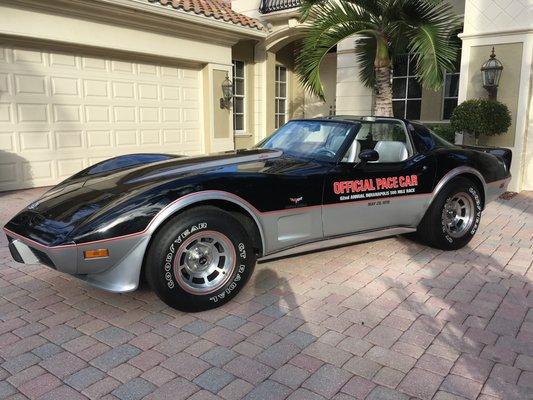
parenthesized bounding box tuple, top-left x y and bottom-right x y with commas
(5, 118, 511, 246)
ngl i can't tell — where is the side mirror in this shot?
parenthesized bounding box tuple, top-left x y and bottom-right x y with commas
(358, 149, 379, 163)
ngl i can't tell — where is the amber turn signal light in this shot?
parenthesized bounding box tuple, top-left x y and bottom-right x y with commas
(83, 249, 109, 259)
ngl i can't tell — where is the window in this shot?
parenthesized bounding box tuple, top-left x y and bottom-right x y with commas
(275, 65, 287, 129)
(232, 60, 245, 133)
(392, 54, 422, 120)
(345, 120, 413, 163)
(259, 120, 352, 161)
(442, 71, 459, 120)
(442, 50, 461, 120)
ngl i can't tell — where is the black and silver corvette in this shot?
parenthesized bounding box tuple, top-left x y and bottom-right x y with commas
(4, 117, 511, 311)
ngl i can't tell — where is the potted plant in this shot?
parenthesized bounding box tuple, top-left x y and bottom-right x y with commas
(450, 99, 511, 145)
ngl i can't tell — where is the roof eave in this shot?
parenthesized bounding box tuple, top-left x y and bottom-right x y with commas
(112, 0, 267, 38)
(11, 0, 267, 45)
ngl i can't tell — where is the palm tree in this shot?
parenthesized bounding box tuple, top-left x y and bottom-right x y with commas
(296, 0, 461, 117)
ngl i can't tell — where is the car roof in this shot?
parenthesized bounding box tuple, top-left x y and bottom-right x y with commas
(318, 115, 410, 124)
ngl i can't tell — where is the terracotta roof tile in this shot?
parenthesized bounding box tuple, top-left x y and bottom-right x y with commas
(151, 0, 264, 30)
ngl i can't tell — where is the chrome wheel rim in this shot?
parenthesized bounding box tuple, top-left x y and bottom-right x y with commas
(173, 230, 236, 294)
(442, 192, 475, 238)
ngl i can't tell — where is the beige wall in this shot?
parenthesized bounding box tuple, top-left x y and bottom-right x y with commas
(213, 69, 232, 140)
(459, 1, 532, 192)
(235, 135, 256, 148)
(0, 4, 233, 66)
(336, 37, 373, 116)
(202, 64, 235, 152)
(464, 43, 523, 147)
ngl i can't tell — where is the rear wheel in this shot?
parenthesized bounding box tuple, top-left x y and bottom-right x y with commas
(145, 206, 256, 312)
(417, 177, 482, 250)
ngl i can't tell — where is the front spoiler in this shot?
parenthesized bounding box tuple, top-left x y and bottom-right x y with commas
(4, 228, 148, 293)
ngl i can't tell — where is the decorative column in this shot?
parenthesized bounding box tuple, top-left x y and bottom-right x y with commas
(336, 36, 373, 116)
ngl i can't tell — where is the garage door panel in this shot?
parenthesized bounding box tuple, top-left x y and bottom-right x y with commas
(13, 49, 44, 65)
(0, 132, 15, 151)
(0, 45, 202, 191)
(19, 131, 51, 151)
(0, 103, 12, 122)
(17, 104, 49, 123)
(22, 159, 54, 182)
(82, 57, 108, 71)
(84, 79, 109, 98)
(14, 74, 47, 95)
(85, 105, 110, 122)
(111, 60, 135, 75)
(115, 130, 138, 146)
(138, 63, 158, 76)
(87, 130, 112, 147)
(138, 83, 158, 100)
(55, 130, 83, 149)
(0, 163, 19, 185)
(140, 107, 160, 123)
(0, 73, 10, 93)
(112, 81, 136, 99)
(51, 77, 81, 97)
(54, 104, 82, 123)
(161, 85, 180, 101)
(140, 129, 161, 145)
(57, 158, 85, 178)
(114, 106, 136, 123)
(49, 53, 78, 69)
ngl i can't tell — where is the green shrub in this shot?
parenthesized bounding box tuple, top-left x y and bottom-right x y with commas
(450, 99, 511, 142)
(427, 123, 456, 142)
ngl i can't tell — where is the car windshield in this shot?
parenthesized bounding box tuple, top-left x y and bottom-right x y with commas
(257, 120, 356, 161)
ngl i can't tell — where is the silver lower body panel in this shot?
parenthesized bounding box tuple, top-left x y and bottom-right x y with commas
(259, 226, 416, 261)
(485, 177, 510, 204)
(5, 230, 149, 293)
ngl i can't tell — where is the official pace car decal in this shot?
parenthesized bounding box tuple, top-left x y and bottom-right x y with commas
(333, 174, 419, 202)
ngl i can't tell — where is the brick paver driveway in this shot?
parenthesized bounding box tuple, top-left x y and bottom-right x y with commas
(1, 188, 532, 400)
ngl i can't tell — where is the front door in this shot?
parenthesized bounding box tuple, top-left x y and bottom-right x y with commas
(322, 120, 436, 237)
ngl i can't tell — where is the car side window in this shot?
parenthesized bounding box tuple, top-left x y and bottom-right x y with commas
(341, 120, 414, 164)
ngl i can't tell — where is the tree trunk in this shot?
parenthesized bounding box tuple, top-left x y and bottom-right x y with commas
(374, 66, 393, 117)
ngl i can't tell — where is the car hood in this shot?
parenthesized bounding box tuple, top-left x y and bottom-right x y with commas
(4, 148, 284, 245)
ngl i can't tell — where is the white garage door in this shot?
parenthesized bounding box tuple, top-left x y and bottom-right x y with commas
(0, 46, 203, 191)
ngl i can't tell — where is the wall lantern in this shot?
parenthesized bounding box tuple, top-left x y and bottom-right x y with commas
(480, 47, 503, 101)
(220, 75, 233, 109)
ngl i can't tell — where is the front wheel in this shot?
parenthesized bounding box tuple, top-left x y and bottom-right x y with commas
(417, 177, 482, 250)
(145, 206, 256, 312)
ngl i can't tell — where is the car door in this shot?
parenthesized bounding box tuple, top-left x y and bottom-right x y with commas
(322, 119, 436, 237)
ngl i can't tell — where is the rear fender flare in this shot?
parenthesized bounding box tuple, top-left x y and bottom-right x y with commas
(429, 166, 487, 209)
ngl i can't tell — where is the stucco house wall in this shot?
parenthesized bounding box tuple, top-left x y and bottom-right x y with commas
(458, 0, 532, 191)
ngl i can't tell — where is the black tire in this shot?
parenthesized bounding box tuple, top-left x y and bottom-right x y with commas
(417, 177, 482, 250)
(145, 206, 256, 312)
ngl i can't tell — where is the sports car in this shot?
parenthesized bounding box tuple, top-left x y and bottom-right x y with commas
(4, 117, 512, 311)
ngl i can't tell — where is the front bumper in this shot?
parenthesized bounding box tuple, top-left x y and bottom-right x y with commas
(4, 228, 149, 293)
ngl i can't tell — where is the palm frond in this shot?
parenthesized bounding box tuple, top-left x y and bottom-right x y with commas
(296, 0, 377, 99)
(354, 36, 377, 87)
(405, 0, 461, 90)
(299, 0, 384, 22)
(299, 0, 324, 22)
